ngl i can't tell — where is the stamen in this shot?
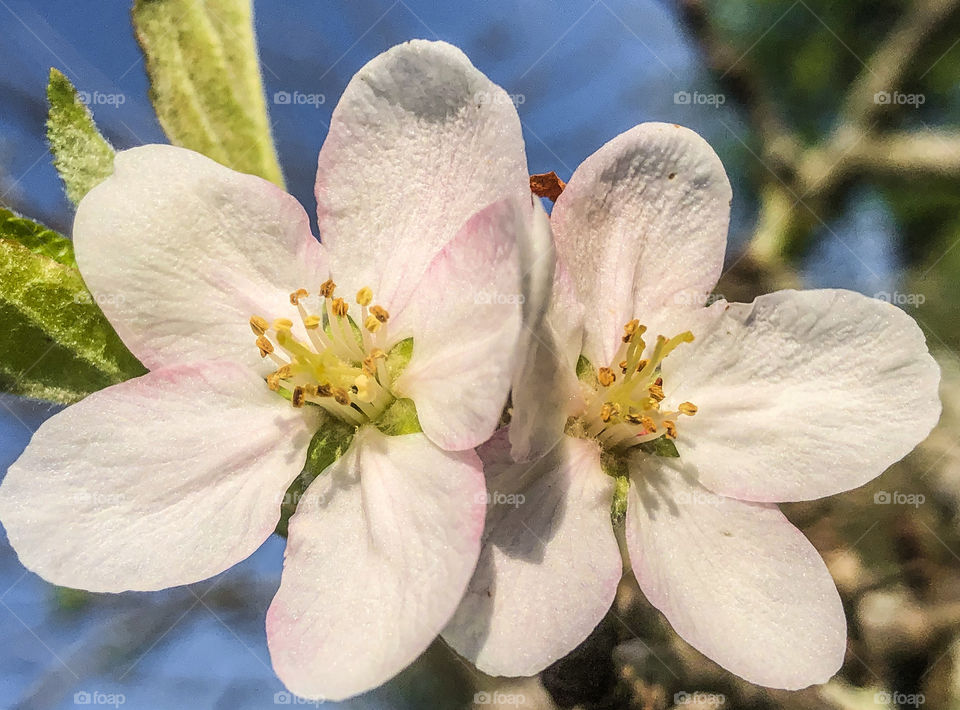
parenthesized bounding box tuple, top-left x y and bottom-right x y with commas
(663, 420, 678, 439)
(332, 387, 351, 406)
(250, 315, 269, 336)
(597, 367, 616, 387)
(289, 289, 309, 305)
(319, 279, 336, 298)
(292, 386, 306, 408)
(356, 287, 373, 306)
(364, 315, 382, 333)
(256, 335, 274, 356)
(648, 384, 665, 402)
(273, 318, 294, 331)
(332, 298, 349, 317)
(679, 402, 698, 416)
(303, 314, 321, 329)
(370, 305, 389, 323)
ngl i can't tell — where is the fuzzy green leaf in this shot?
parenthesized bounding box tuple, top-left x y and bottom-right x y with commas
(275, 415, 357, 537)
(132, 0, 284, 187)
(0, 208, 77, 267)
(46, 68, 116, 205)
(0, 218, 146, 403)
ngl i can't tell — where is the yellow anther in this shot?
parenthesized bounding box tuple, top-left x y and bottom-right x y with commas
(319, 279, 336, 298)
(356, 287, 373, 306)
(289, 288, 309, 305)
(256, 335, 274, 356)
(275, 365, 293, 379)
(266, 373, 281, 391)
(663, 420, 678, 439)
(648, 384, 665, 402)
(292, 386, 306, 408)
(600, 403, 614, 423)
(303, 314, 321, 329)
(639, 416, 657, 433)
(370, 348, 386, 359)
(332, 298, 349, 317)
(332, 387, 351, 406)
(619, 360, 629, 374)
(370, 305, 390, 323)
(597, 367, 616, 387)
(635, 359, 648, 373)
(316, 383, 332, 398)
(273, 318, 294, 331)
(364, 315, 383, 333)
(678, 402, 698, 416)
(249, 315, 269, 336)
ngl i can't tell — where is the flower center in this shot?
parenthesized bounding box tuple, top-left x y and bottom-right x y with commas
(575, 319, 698, 452)
(249, 280, 396, 425)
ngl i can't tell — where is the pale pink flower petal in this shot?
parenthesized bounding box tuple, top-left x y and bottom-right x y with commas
(625, 456, 846, 690)
(508, 257, 586, 462)
(663, 289, 941, 502)
(315, 39, 529, 314)
(73, 144, 328, 372)
(392, 199, 527, 451)
(551, 122, 731, 366)
(266, 425, 485, 702)
(0, 361, 318, 592)
(443, 432, 621, 677)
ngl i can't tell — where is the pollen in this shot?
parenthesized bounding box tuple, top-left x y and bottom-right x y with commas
(579, 320, 696, 452)
(250, 315, 269, 336)
(319, 279, 336, 298)
(679, 402, 698, 416)
(250, 285, 397, 424)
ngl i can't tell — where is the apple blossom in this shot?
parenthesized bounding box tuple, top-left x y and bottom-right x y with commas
(443, 122, 941, 690)
(0, 40, 544, 701)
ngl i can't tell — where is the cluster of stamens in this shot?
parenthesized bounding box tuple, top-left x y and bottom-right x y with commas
(582, 319, 698, 450)
(250, 280, 394, 425)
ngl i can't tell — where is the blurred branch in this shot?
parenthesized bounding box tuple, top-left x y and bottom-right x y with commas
(677, 0, 960, 290)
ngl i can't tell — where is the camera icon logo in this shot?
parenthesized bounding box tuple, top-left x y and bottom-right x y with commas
(673, 90, 691, 105)
(874, 490, 891, 504)
(274, 91, 292, 105)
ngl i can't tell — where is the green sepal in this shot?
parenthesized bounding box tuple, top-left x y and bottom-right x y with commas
(131, 0, 285, 187)
(46, 68, 115, 205)
(386, 338, 414, 381)
(637, 436, 680, 458)
(275, 413, 357, 538)
(0, 215, 146, 403)
(376, 397, 422, 436)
